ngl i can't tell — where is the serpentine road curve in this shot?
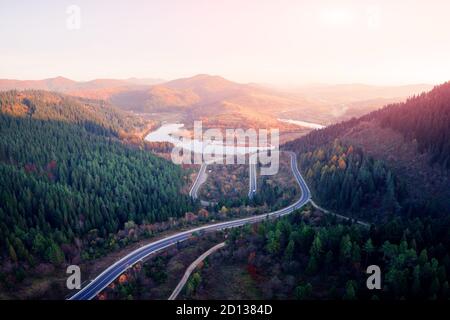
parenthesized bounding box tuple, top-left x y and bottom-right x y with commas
(69, 151, 310, 300)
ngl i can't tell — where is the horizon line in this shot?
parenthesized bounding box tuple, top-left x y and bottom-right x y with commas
(0, 74, 439, 88)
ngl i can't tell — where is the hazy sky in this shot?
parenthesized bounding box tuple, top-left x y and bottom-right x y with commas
(1, 0, 450, 85)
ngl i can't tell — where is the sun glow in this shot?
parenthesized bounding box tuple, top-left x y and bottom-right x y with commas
(2, 0, 450, 85)
(318, 8, 355, 27)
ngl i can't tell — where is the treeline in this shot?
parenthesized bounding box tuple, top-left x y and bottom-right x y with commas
(285, 82, 450, 169)
(0, 90, 146, 137)
(0, 113, 194, 267)
(375, 82, 450, 168)
(144, 141, 175, 153)
(223, 209, 450, 300)
(284, 117, 361, 154)
(298, 140, 406, 221)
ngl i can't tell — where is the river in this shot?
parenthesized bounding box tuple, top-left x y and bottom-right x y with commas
(277, 118, 325, 129)
(144, 123, 274, 156)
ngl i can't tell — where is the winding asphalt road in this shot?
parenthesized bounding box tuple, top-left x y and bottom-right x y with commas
(189, 162, 208, 200)
(69, 151, 310, 300)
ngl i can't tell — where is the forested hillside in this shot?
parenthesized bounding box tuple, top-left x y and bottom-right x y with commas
(0, 95, 194, 284)
(286, 82, 450, 166)
(298, 140, 405, 221)
(376, 82, 450, 169)
(0, 90, 147, 137)
(195, 208, 450, 300)
(285, 82, 450, 219)
(190, 82, 450, 301)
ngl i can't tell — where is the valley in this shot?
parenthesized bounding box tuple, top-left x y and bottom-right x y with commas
(3, 0, 450, 313)
(0, 76, 448, 301)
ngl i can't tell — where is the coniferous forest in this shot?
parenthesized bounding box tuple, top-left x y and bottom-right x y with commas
(0, 92, 194, 274)
(0, 83, 449, 301)
(285, 82, 450, 220)
(377, 82, 450, 169)
(207, 208, 450, 300)
(297, 140, 405, 222)
(209, 83, 450, 300)
(286, 82, 450, 170)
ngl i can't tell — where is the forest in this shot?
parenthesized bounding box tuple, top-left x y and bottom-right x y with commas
(284, 82, 450, 220)
(193, 208, 450, 300)
(193, 82, 448, 300)
(0, 90, 147, 137)
(0, 93, 195, 280)
(297, 139, 406, 222)
(376, 82, 450, 168)
(285, 82, 450, 170)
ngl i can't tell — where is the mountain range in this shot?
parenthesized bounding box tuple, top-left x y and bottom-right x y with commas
(0, 74, 448, 300)
(285, 82, 450, 217)
(0, 75, 433, 132)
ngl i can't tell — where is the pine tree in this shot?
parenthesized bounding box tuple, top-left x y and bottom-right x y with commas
(340, 235, 352, 263)
(284, 239, 295, 261)
(363, 238, 375, 267)
(343, 281, 356, 300)
(309, 234, 323, 259)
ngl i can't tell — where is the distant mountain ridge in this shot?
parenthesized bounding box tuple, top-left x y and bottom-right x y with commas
(285, 81, 450, 214)
(295, 83, 434, 103)
(0, 76, 164, 92)
(0, 75, 434, 130)
(109, 74, 318, 131)
(0, 90, 150, 138)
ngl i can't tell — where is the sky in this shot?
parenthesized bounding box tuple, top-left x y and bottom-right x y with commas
(1, 0, 450, 85)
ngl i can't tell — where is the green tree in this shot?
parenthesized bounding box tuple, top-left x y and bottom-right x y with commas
(351, 243, 361, 264)
(294, 283, 312, 300)
(8, 243, 18, 263)
(363, 238, 375, 267)
(192, 272, 202, 289)
(310, 234, 323, 259)
(266, 230, 280, 255)
(306, 256, 318, 275)
(284, 239, 295, 261)
(45, 242, 64, 264)
(340, 235, 352, 263)
(419, 249, 428, 265)
(343, 281, 356, 300)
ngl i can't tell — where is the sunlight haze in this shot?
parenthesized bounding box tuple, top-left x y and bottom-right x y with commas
(1, 0, 450, 85)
